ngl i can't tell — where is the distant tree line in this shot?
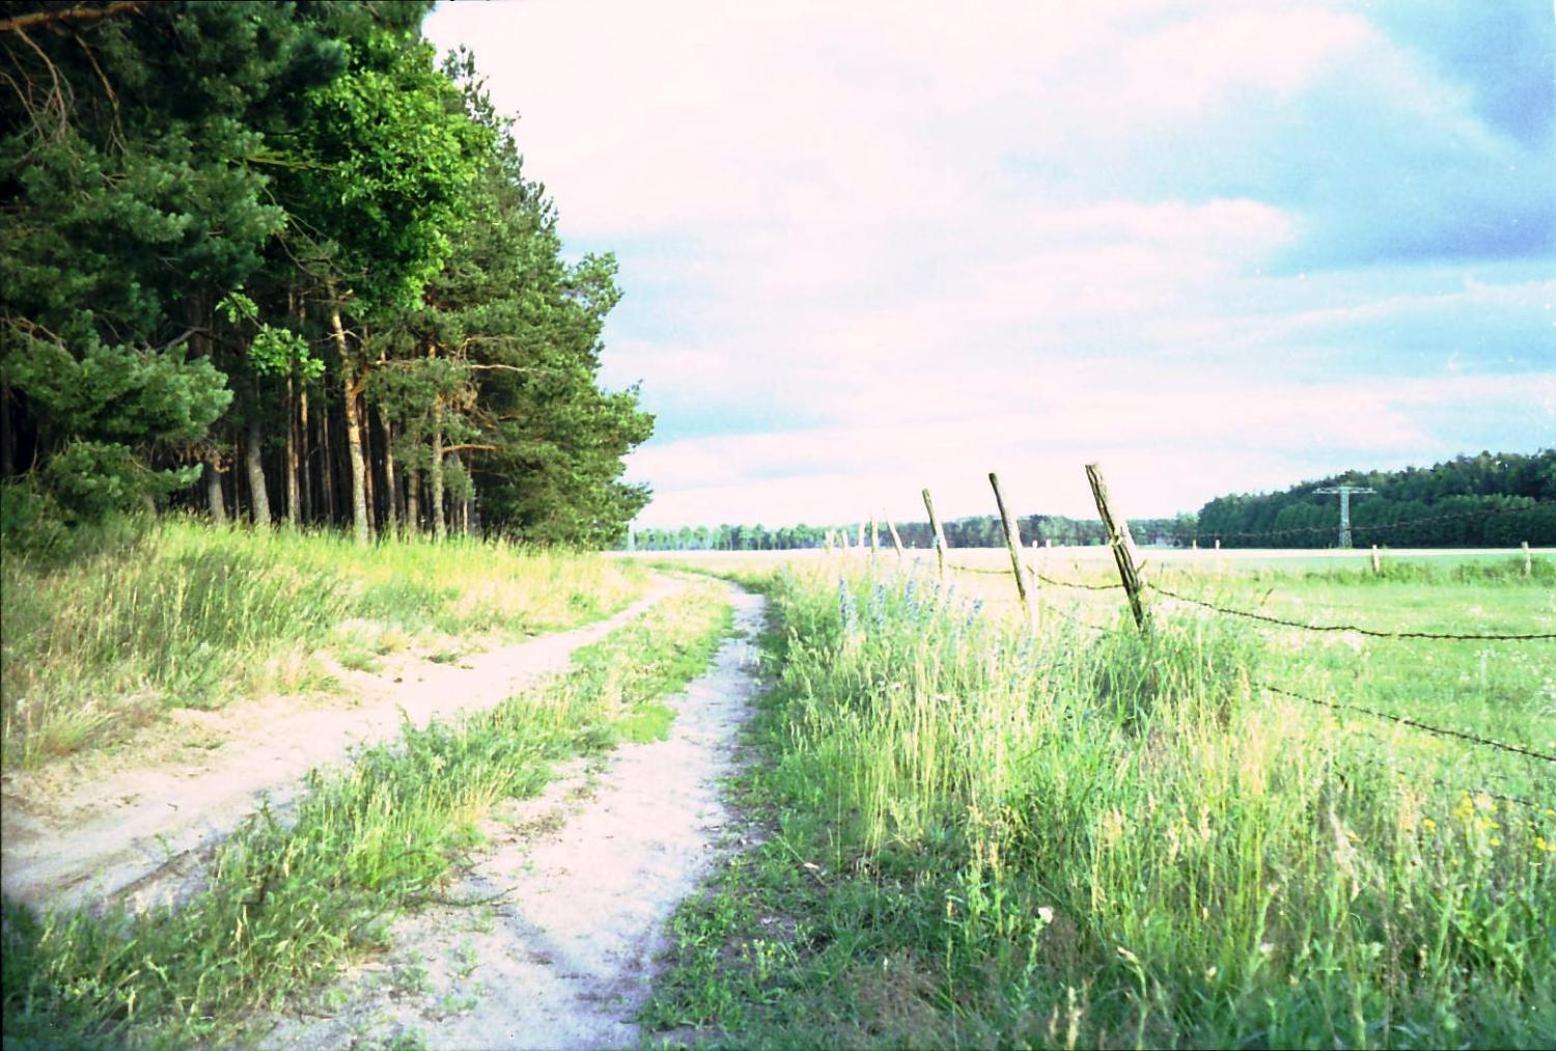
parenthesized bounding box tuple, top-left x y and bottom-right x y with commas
(1195, 449, 1555, 548)
(630, 514, 1195, 552)
(1, 1, 650, 548)
(634, 449, 1553, 552)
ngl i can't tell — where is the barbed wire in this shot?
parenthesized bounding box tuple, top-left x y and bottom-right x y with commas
(944, 562, 1017, 577)
(1344, 747, 1548, 811)
(1033, 570, 1125, 591)
(1347, 728, 1553, 810)
(945, 560, 1126, 591)
(1149, 583, 1556, 641)
(1259, 682, 1556, 765)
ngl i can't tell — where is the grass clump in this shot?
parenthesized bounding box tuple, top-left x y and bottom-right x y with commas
(1, 580, 732, 1047)
(645, 564, 1556, 1048)
(0, 518, 649, 769)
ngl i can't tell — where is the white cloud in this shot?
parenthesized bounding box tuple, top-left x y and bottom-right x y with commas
(425, 1, 1556, 529)
(625, 371, 1553, 525)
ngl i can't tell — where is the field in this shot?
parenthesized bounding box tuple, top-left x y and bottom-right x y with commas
(2, 530, 1551, 1048)
(641, 545, 1556, 1048)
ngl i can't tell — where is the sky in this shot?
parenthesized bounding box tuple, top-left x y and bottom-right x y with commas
(423, 0, 1555, 527)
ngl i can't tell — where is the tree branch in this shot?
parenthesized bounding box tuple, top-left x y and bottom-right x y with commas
(0, 2, 149, 34)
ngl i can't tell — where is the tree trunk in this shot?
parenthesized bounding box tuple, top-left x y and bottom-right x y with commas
(329, 301, 369, 546)
(0, 383, 13, 478)
(360, 388, 376, 540)
(298, 385, 312, 524)
(319, 388, 335, 525)
(448, 451, 472, 536)
(405, 466, 421, 536)
(204, 454, 226, 524)
(285, 374, 300, 528)
(245, 394, 272, 528)
(378, 403, 399, 536)
(430, 397, 446, 541)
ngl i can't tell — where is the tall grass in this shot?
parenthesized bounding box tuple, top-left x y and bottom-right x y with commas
(1, 581, 732, 1047)
(0, 519, 648, 768)
(648, 564, 1556, 1048)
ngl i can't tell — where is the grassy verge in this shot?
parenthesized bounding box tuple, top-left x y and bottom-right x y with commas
(644, 562, 1555, 1048)
(0, 518, 650, 769)
(1, 579, 732, 1048)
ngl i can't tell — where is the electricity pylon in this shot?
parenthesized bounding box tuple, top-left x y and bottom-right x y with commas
(1315, 484, 1375, 548)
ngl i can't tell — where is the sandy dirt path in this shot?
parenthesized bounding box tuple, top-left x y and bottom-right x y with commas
(261, 583, 765, 1051)
(0, 577, 684, 912)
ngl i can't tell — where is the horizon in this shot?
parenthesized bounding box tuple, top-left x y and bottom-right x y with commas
(425, 1, 1556, 528)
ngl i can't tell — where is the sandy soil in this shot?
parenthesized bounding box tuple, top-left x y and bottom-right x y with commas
(259, 584, 765, 1050)
(0, 577, 683, 912)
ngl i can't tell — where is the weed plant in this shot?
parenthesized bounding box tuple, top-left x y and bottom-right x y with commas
(647, 563, 1556, 1048)
(1, 581, 732, 1047)
(0, 518, 648, 768)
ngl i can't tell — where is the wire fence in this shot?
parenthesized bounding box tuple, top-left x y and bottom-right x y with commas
(856, 472, 1555, 815)
(1148, 583, 1556, 641)
(1257, 682, 1556, 765)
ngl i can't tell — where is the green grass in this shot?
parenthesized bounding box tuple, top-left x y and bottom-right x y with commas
(644, 558, 1556, 1049)
(1, 579, 733, 1048)
(0, 517, 650, 769)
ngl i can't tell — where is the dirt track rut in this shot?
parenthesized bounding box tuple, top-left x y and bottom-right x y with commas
(1, 576, 684, 912)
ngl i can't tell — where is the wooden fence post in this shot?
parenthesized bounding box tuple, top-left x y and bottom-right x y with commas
(868, 514, 878, 559)
(885, 516, 905, 561)
(1084, 462, 1148, 632)
(922, 488, 948, 584)
(1524, 541, 1533, 578)
(857, 520, 866, 552)
(988, 472, 1038, 631)
(1371, 544, 1381, 575)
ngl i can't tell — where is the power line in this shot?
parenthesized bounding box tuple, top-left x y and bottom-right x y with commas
(1314, 484, 1376, 549)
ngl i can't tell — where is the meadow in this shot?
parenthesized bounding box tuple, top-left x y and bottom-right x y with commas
(0, 518, 650, 769)
(644, 545, 1556, 1048)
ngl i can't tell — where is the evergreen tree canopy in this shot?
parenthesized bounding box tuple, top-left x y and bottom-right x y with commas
(1, 0, 651, 545)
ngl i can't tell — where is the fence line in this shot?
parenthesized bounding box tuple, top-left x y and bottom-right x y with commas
(1258, 682, 1556, 765)
(1149, 583, 1556, 641)
(1345, 746, 1549, 812)
(843, 468, 1553, 800)
(1032, 570, 1125, 592)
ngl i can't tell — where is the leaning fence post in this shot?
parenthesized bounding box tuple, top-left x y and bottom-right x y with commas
(922, 487, 948, 584)
(1085, 462, 1148, 632)
(1524, 541, 1533, 577)
(885, 516, 905, 561)
(988, 472, 1038, 631)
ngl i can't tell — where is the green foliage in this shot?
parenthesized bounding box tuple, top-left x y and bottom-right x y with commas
(645, 564, 1555, 1047)
(1198, 449, 1556, 548)
(42, 441, 193, 521)
(1, 2, 649, 542)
